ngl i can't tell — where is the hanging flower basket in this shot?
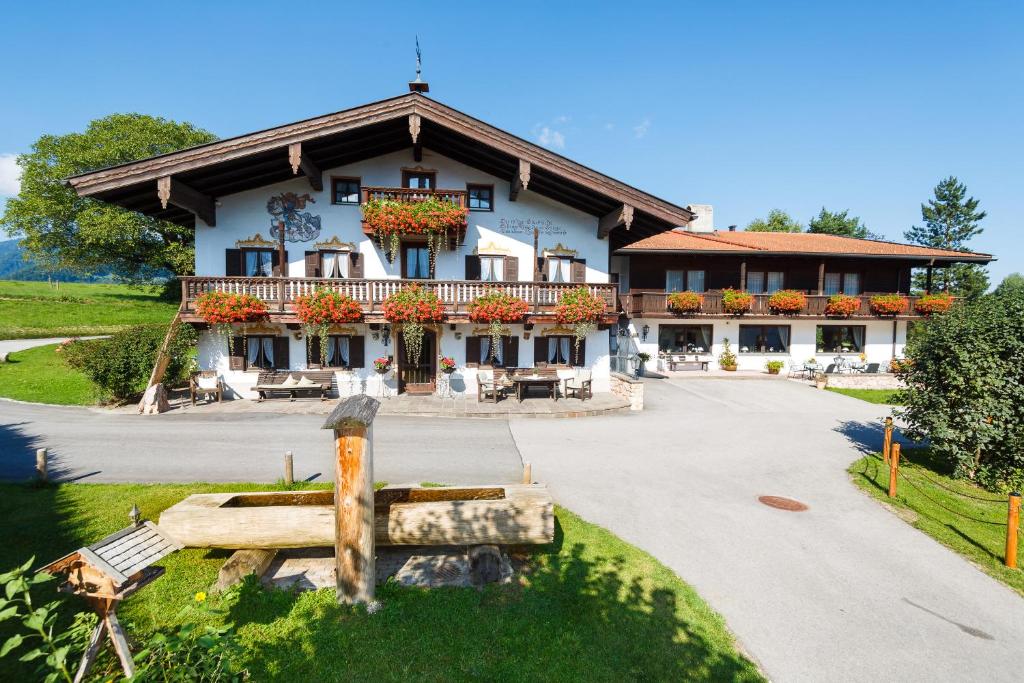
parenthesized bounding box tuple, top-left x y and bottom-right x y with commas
(767, 289, 806, 315)
(294, 289, 363, 365)
(362, 197, 468, 267)
(824, 294, 861, 317)
(722, 288, 753, 315)
(468, 291, 530, 363)
(869, 294, 908, 316)
(194, 291, 269, 345)
(373, 356, 392, 374)
(554, 286, 605, 365)
(667, 291, 703, 314)
(914, 292, 954, 316)
(439, 356, 456, 374)
(382, 284, 445, 366)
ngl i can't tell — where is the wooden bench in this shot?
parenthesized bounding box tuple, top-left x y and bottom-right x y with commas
(669, 357, 710, 372)
(254, 370, 334, 401)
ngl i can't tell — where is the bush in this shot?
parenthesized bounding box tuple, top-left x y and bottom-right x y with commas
(765, 360, 785, 374)
(62, 321, 197, 401)
(896, 289, 1024, 490)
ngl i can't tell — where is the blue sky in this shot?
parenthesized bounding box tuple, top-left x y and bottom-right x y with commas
(1, 1, 1020, 282)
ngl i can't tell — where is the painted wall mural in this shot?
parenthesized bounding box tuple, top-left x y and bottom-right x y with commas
(267, 192, 321, 242)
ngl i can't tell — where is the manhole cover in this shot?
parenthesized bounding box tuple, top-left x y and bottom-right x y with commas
(758, 495, 808, 512)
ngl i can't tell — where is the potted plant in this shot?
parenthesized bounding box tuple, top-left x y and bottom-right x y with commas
(814, 371, 828, 390)
(914, 292, 954, 316)
(194, 291, 269, 345)
(824, 293, 861, 317)
(467, 290, 530, 364)
(635, 351, 652, 378)
(722, 288, 753, 315)
(293, 289, 363, 365)
(554, 286, 606, 365)
(765, 359, 785, 375)
(373, 356, 392, 374)
(362, 196, 468, 266)
(439, 355, 456, 374)
(767, 289, 806, 315)
(718, 338, 738, 371)
(869, 294, 908, 316)
(382, 284, 445, 366)
(667, 291, 703, 314)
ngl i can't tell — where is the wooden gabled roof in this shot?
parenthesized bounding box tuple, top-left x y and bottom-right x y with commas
(66, 93, 694, 241)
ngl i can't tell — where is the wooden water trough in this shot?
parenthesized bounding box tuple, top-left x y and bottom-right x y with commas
(159, 484, 554, 549)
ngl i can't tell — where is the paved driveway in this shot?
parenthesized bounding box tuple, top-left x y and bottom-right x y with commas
(510, 378, 1024, 682)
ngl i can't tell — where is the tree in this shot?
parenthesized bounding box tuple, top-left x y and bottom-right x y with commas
(1, 114, 217, 281)
(745, 209, 802, 232)
(993, 273, 1024, 298)
(904, 176, 989, 296)
(806, 207, 878, 239)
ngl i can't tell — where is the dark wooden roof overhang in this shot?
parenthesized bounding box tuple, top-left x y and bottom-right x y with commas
(66, 93, 693, 242)
(614, 245, 994, 264)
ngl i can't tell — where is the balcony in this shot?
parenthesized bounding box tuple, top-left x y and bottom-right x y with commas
(619, 291, 935, 319)
(360, 186, 468, 208)
(180, 277, 619, 322)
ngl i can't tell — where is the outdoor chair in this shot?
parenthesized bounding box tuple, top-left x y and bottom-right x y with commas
(564, 368, 593, 401)
(864, 363, 881, 374)
(476, 369, 502, 403)
(189, 371, 224, 405)
(824, 364, 837, 374)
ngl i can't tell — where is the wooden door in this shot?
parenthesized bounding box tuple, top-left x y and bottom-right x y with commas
(398, 330, 436, 394)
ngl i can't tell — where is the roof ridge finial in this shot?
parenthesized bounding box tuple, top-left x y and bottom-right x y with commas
(409, 36, 429, 93)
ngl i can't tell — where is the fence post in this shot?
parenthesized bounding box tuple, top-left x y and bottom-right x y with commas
(323, 395, 380, 607)
(888, 443, 900, 498)
(284, 451, 294, 487)
(882, 417, 893, 466)
(1006, 492, 1021, 569)
(35, 448, 48, 483)
(521, 461, 532, 485)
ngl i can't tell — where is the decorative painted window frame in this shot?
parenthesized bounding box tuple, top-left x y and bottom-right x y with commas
(542, 243, 577, 258)
(236, 233, 277, 249)
(314, 236, 357, 252)
(472, 240, 513, 256)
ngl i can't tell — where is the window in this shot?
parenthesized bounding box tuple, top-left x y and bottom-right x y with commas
(747, 271, 784, 294)
(467, 184, 493, 211)
(480, 255, 503, 282)
(824, 272, 861, 295)
(320, 251, 349, 278)
(766, 271, 784, 293)
(403, 243, 432, 279)
(687, 270, 706, 292)
(547, 336, 574, 365)
(479, 336, 505, 366)
(246, 336, 276, 369)
(548, 257, 572, 283)
(658, 325, 713, 353)
(243, 249, 274, 277)
(402, 170, 436, 189)
(816, 325, 865, 353)
(325, 335, 351, 367)
(824, 273, 842, 296)
(666, 269, 705, 292)
(747, 272, 764, 294)
(843, 273, 861, 295)
(738, 325, 791, 353)
(331, 177, 360, 205)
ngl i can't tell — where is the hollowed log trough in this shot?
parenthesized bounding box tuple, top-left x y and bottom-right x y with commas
(159, 484, 554, 549)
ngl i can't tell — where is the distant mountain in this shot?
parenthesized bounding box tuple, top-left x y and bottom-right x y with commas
(0, 239, 116, 282)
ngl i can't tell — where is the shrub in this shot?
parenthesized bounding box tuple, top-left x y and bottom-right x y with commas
(765, 360, 785, 374)
(824, 294, 861, 317)
(767, 289, 806, 314)
(869, 294, 908, 316)
(914, 292, 955, 316)
(718, 338, 738, 369)
(722, 289, 753, 315)
(62, 321, 197, 401)
(667, 291, 702, 314)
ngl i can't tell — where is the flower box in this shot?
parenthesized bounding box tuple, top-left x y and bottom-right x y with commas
(914, 293, 954, 316)
(869, 294, 908, 316)
(382, 285, 445, 366)
(294, 290, 363, 325)
(824, 294, 861, 317)
(362, 197, 467, 264)
(194, 291, 269, 325)
(767, 290, 806, 315)
(667, 291, 703, 314)
(722, 289, 753, 315)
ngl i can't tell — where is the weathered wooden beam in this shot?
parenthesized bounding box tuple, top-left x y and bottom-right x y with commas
(287, 142, 323, 191)
(214, 549, 278, 591)
(597, 203, 634, 238)
(509, 159, 530, 201)
(156, 176, 216, 226)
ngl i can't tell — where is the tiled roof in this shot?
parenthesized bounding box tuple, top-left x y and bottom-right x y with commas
(617, 230, 993, 262)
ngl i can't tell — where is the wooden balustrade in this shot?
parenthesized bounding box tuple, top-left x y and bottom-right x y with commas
(360, 186, 468, 209)
(622, 291, 932, 318)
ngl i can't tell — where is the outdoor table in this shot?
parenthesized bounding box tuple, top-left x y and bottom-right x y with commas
(512, 375, 559, 402)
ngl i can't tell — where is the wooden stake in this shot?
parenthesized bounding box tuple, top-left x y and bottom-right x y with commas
(1006, 492, 1021, 569)
(323, 396, 380, 606)
(36, 448, 48, 483)
(284, 451, 294, 486)
(888, 443, 900, 498)
(522, 461, 532, 485)
(882, 417, 893, 466)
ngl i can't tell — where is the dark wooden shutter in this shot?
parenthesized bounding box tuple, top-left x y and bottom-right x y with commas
(349, 252, 364, 278)
(228, 337, 244, 370)
(538, 257, 549, 282)
(225, 249, 243, 276)
(273, 336, 290, 370)
(464, 255, 481, 280)
(305, 251, 321, 278)
(271, 250, 289, 277)
(349, 335, 365, 368)
(465, 336, 481, 368)
(571, 258, 587, 283)
(503, 256, 519, 281)
(307, 336, 322, 368)
(533, 337, 547, 366)
(503, 336, 519, 368)
(572, 338, 587, 366)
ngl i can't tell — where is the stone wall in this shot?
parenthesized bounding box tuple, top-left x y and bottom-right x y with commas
(610, 372, 644, 411)
(825, 373, 902, 390)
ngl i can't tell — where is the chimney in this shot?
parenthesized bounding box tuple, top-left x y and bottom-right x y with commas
(684, 204, 715, 233)
(728, 224, 737, 232)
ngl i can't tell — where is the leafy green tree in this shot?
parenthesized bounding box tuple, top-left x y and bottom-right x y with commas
(896, 288, 1024, 490)
(745, 209, 802, 232)
(806, 207, 878, 239)
(1, 114, 217, 281)
(904, 176, 989, 296)
(993, 273, 1024, 298)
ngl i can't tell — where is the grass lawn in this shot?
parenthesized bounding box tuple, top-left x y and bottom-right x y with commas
(826, 387, 901, 404)
(0, 343, 97, 404)
(0, 482, 762, 682)
(849, 449, 1023, 595)
(0, 279, 178, 339)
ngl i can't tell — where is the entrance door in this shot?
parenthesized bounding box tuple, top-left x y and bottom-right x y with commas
(397, 330, 436, 394)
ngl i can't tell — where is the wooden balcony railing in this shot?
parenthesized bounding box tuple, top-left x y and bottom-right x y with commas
(619, 291, 934, 318)
(180, 277, 618, 317)
(360, 186, 468, 208)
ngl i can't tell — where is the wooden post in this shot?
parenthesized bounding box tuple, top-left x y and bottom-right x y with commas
(882, 417, 893, 466)
(1006, 492, 1021, 569)
(284, 451, 294, 486)
(817, 261, 825, 295)
(522, 461, 532, 485)
(323, 395, 380, 606)
(888, 443, 900, 498)
(36, 448, 48, 483)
